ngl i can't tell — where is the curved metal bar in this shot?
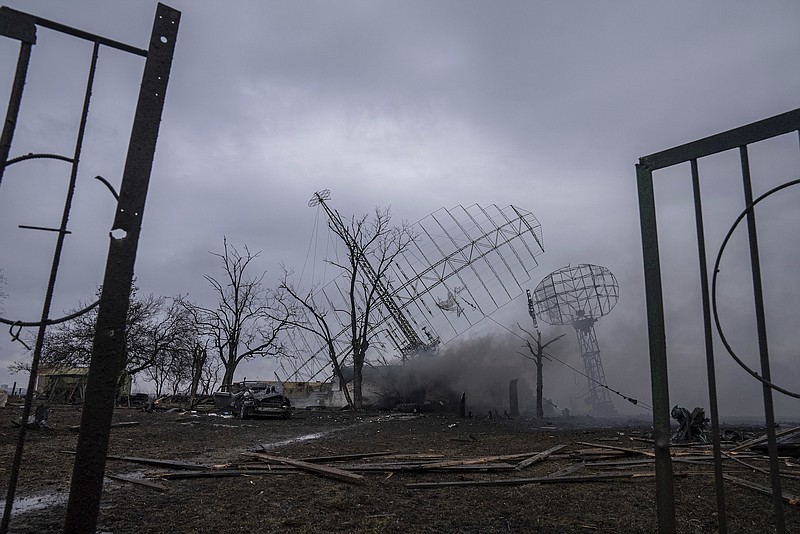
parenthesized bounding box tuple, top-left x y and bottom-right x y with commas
(0, 299, 99, 327)
(711, 178, 800, 399)
(93, 175, 119, 200)
(5, 152, 73, 166)
(8, 323, 31, 350)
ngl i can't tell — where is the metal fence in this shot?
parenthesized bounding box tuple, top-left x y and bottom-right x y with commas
(637, 108, 800, 533)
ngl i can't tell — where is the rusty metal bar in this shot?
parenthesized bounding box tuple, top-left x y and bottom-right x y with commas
(641, 109, 800, 171)
(63, 4, 180, 532)
(0, 6, 147, 57)
(635, 161, 676, 533)
(739, 146, 785, 532)
(0, 9, 36, 189)
(690, 158, 727, 533)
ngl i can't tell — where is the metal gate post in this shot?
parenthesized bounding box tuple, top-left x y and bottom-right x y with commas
(62, 4, 180, 532)
(636, 162, 676, 533)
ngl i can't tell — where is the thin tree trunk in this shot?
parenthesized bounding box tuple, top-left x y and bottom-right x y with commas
(536, 332, 544, 418)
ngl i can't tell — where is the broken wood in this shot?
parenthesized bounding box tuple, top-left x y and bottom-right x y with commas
(154, 469, 298, 479)
(723, 452, 800, 481)
(575, 442, 655, 458)
(243, 452, 365, 484)
(729, 425, 800, 453)
(515, 444, 567, 471)
(105, 473, 168, 492)
(295, 451, 396, 463)
(342, 462, 517, 472)
(417, 452, 538, 470)
(407, 471, 666, 489)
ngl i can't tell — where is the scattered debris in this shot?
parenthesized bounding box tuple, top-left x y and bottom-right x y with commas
(11, 404, 50, 430)
(670, 405, 709, 442)
(515, 444, 566, 470)
(242, 452, 365, 484)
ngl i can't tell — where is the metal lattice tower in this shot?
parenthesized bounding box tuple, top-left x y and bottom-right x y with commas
(533, 263, 619, 417)
(283, 191, 545, 381)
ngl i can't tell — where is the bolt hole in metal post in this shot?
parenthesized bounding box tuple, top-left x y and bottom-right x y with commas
(111, 228, 127, 240)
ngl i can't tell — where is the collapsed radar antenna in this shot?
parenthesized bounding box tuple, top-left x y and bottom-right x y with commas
(288, 193, 546, 381)
(532, 263, 619, 417)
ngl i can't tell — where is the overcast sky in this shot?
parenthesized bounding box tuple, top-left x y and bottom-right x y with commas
(0, 1, 798, 418)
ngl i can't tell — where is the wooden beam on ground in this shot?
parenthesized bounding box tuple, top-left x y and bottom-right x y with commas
(243, 452, 365, 484)
(575, 442, 655, 458)
(417, 452, 539, 470)
(105, 473, 168, 492)
(407, 472, 662, 489)
(343, 462, 517, 472)
(296, 451, 396, 463)
(154, 469, 298, 479)
(515, 444, 566, 471)
(729, 425, 800, 453)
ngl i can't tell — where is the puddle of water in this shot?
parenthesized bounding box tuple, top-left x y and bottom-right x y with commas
(0, 492, 68, 514)
(259, 431, 329, 450)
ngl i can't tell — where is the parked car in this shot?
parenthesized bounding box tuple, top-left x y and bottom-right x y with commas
(214, 381, 291, 419)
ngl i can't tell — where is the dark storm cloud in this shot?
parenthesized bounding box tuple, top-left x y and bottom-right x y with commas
(0, 1, 798, 418)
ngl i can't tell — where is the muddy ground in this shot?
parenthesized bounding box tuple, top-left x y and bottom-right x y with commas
(0, 403, 798, 533)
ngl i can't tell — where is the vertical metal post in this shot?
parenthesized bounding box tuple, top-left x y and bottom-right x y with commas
(690, 159, 727, 533)
(0, 8, 36, 188)
(739, 146, 785, 532)
(636, 162, 676, 533)
(63, 4, 179, 533)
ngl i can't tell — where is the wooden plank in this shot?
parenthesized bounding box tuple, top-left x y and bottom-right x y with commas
(418, 452, 539, 470)
(343, 462, 517, 472)
(243, 452, 365, 484)
(105, 473, 168, 492)
(63, 451, 209, 470)
(407, 472, 662, 489)
(515, 444, 567, 471)
(155, 469, 298, 479)
(575, 442, 655, 458)
(297, 451, 396, 463)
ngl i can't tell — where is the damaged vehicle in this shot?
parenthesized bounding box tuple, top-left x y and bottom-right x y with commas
(214, 381, 291, 420)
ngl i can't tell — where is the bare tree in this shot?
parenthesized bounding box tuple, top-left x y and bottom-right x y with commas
(10, 287, 195, 383)
(276, 268, 355, 410)
(180, 238, 291, 386)
(0, 267, 6, 312)
(518, 324, 565, 418)
(294, 207, 413, 410)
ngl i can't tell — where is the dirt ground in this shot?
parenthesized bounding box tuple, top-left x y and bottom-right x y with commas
(0, 403, 798, 533)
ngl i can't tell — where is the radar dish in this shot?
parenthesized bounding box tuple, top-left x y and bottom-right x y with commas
(533, 263, 618, 326)
(531, 263, 619, 417)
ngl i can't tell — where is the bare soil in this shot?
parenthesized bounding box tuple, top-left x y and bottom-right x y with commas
(0, 404, 798, 533)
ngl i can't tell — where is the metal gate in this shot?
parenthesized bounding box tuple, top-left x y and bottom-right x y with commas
(0, 5, 179, 533)
(637, 108, 800, 533)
